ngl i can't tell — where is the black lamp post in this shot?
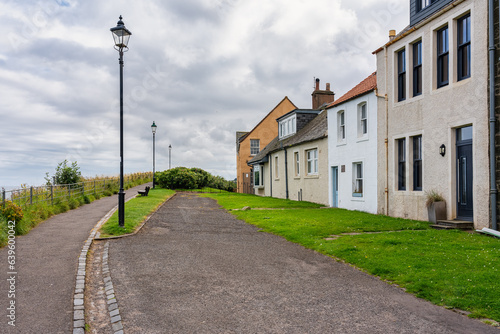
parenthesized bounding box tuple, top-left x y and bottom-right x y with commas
(169, 144, 172, 170)
(111, 15, 132, 227)
(151, 121, 157, 189)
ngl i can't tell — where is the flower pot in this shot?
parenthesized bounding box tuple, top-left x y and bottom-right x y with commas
(427, 201, 446, 223)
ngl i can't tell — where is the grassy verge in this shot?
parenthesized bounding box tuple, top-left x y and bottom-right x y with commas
(199, 192, 323, 210)
(99, 188, 175, 237)
(204, 192, 500, 323)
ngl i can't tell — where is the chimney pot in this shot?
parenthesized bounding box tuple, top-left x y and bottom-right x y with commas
(389, 29, 396, 40)
(326, 83, 331, 91)
(315, 78, 320, 91)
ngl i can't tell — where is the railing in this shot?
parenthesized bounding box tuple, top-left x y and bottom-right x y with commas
(1, 173, 152, 209)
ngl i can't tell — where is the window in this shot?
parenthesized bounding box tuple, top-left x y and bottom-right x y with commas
(294, 152, 300, 177)
(250, 139, 260, 155)
(413, 41, 422, 97)
(253, 165, 263, 187)
(306, 149, 318, 175)
(338, 111, 345, 142)
(437, 26, 449, 88)
(358, 103, 367, 136)
(353, 162, 363, 197)
(398, 138, 406, 190)
(274, 156, 279, 179)
(398, 49, 406, 101)
(413, 136, 422, 191)
(418, 0, 432, 12)
(457, 14, 471, 81)
(279, 115, 296, 138)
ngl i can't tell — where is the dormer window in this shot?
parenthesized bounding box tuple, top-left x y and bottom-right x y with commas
(418, 0, 432, 12)
(279, 115, 296, 139)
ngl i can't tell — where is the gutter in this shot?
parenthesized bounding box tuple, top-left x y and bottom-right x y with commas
(489, 0, 498, 230)
(284, 148, 289, 200)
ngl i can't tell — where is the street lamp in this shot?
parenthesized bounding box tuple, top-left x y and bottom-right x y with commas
(111, 15, 132, 227)
(151, 121, 157, 189)
(169, 144, 172, 170)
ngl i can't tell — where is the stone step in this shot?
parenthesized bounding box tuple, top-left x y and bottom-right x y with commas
(433, 220, 474, 230)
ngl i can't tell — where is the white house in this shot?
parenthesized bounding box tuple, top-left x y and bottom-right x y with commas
(326, 73, 379, 213)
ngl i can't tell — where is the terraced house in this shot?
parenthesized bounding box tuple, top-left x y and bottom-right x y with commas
(374, 0, 492, 229)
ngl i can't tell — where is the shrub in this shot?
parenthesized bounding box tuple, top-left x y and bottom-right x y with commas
(156, 167, 199, 189)
(2, 201, 24, 223)
(190, 168, 211, 188)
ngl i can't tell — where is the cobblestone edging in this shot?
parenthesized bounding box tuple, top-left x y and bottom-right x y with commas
(73, 204, 118, 334)
(103, 241, 124, 334)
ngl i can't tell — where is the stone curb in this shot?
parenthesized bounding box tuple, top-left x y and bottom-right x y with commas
(73, 192, 175, 334)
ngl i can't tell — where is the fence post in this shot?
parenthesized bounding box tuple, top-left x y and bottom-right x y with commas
(94, 180, 96, 197)
(51, 185, 53, 205)
(68, 184, 71, 199)
(30, 186, 33, 205)
(2, 188, 5, 210)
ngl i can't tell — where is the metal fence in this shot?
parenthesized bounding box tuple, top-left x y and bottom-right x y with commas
(1, 174, 151, 209)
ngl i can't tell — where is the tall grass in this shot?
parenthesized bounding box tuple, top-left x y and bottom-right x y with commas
(0, 172, 153, 247)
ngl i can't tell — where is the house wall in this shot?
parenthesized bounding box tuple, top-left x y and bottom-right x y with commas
(376, 0, 490, 228)
(327, 92, 379, 214)
(236, 97, 296, 193)
(260, 138, 329, 206)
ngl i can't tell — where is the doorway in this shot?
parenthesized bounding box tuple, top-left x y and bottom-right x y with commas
(456, 126, 473, 221)
(331, 167, 338, 208)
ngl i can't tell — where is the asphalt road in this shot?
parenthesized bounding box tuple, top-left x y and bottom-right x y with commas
(108, 192, 497, 334)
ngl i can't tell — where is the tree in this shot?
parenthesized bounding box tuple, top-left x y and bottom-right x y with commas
(45, 160, 82, 185)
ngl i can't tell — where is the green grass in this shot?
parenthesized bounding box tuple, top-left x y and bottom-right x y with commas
(199, 192, 324, 210)
(99, 188, 175, 237)
(204, 192, 500, 322)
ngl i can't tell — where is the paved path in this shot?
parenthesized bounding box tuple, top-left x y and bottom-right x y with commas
(106, 193, 497, 334)
(0, 183, 151, 334)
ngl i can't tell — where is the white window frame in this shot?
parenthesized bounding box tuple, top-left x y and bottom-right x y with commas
(352, 162, 363, 197)
(357, 102, 368, 138)
(306, 149, 318, 175)
(250, 139, 260, 156)
(294, 151, 300, 177)
(253, 164, 263, 188)
(279, 115, 297, 139)
(337, 111, 345, 143)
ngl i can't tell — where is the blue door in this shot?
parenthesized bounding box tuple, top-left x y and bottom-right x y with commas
(332, 167, 338, 208)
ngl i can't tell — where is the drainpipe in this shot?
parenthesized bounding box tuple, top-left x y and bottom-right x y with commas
(269, 156, 273, 197)
(284, 148, 289, 200)
(489, 0, 498, 230)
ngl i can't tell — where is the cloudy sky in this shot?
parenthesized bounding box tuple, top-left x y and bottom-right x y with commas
(0, 0, 409, 187)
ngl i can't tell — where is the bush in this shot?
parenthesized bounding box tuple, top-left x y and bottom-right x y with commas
(2, 201, 24, 224)
(190, 168, 211, 188)
(156, 167, 199, 189)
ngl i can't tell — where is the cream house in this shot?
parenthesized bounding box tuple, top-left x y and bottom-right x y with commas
(374, 0, 490, 228)
(248, 109, 329, 206)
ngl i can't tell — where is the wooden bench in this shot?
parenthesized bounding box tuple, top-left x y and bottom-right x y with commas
(138, 186, 150, 196)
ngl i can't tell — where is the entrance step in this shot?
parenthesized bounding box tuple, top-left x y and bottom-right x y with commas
(431, 220, 474, 230)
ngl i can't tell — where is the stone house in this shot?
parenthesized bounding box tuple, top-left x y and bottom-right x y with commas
(374, 0, 490, 229)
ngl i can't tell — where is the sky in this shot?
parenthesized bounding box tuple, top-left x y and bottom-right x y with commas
(0, 0, 409, 188)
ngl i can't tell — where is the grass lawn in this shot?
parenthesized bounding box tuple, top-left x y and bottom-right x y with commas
(199, 192, 323, 210)
(204, 192, 500, 323)
(99, 188, 175, 237)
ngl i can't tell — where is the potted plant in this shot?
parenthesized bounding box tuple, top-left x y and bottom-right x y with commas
(425, 190, 446, 223)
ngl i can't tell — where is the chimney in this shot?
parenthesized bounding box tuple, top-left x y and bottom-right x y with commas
(312, 78, 335, 109)
(389, 29, 396, 41)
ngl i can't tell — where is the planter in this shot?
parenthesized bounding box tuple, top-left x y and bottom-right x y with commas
(427, 201, 446, 223)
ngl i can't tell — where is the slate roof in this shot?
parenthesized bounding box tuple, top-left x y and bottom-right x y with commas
(326, 72, 377, 108)
(248, 110, 328, 165)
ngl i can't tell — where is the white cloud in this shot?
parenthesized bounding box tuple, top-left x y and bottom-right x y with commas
(0, 0, 409, 187)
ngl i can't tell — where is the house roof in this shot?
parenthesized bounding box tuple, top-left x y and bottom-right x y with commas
(276, 109, 320, 122)
(248, 110, 328, 165)
(238, 96, 297, 143)
(326, 72, 377, 108)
